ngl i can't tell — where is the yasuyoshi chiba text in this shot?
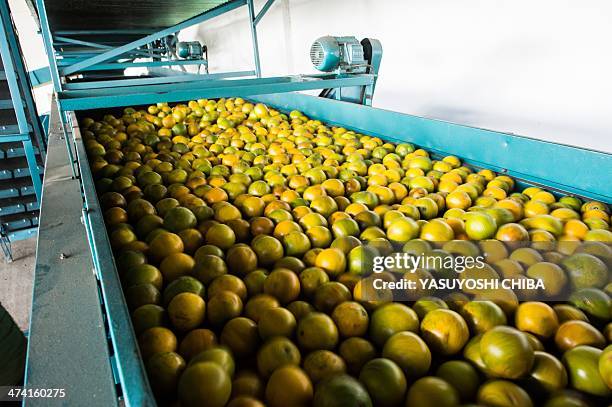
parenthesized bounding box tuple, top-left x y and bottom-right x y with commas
(372, 277, 545, 291)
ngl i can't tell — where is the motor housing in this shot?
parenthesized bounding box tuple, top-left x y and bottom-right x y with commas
(176, 41, 204, 59)
(310, 36, 369, 73)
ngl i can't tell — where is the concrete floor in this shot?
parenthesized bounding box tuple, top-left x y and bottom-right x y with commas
(0, 237, 36, 331)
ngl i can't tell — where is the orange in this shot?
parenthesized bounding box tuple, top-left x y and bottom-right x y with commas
(420, 309, 469, 355)
(464, 212, 497, 240)
(331, 301, 369, 337)
(383, 331, 431, 378)
(524, 200, 549, 217)
(244, 294, 280, 323)
(386, 217, 419, 243)
(139, 327, 178, 361)
(315, 248, 347, 277)
(483, 186, 507, 200)
(297, 312, 339, 351)
(263, 268, 301, 304)
(178, 362, 231, 407)
(265, 365, 313, 407)
(251, 235, 284, 266)
(149, 232, 184, 262)
(419, 219, 455, 242)
(532, 190, 556, 204)
(258, 307, 297, 340)
(225, 245, 258, 276)
(168, 292, 206, 331)
(177, 228, 204, 254)
(179, 329, 218, 361)
(257, 336, 301, 377)
(205, 223, 236, 250)
(146, 351, 186, 395)
(220, 317, 259, 358)
(359, 358, 407, 406)
(159, 253, 195, 282)
(273, 220, 301, 239)
(250, 216, 274, 236)
(231, 370, 265, 399)
(369, 303, 419, 346)
(495, 223, 529, 242)
(496, 199, 524, 221)
(415, 197, 438, 219)
(303, 350, 346, 383)
(446, 191, 472, 210)
(564, 219, 589, 239)
(194, 248, 230, 279)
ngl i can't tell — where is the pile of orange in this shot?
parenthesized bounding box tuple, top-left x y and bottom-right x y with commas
(84, 98, 611, 407)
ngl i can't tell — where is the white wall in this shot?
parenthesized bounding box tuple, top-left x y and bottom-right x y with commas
(181, 0, 612, 153)
(9, 0, 53, 113)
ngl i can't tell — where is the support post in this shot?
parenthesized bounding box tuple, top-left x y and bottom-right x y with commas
(22, 139, 42, 201)
(247, 0, 262, 77)
(34, 0, 62, 91)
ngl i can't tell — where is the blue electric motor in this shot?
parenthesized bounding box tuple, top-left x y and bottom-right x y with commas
(310, 36, 382, 74)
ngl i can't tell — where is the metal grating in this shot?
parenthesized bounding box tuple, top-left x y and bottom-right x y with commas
(310, 41, 324, 67)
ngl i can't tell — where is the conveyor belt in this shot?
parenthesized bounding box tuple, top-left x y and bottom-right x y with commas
(40, 0, 234, 31)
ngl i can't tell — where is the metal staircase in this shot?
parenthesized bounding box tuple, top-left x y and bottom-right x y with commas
(0, 0, 45, 261)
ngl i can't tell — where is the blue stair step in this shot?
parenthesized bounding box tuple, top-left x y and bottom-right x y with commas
(0, 177, 34, 199)
(1, 210, 39, 232)
(0, 195, 39, 216)
(0, 156, 43, 179)
(0, 99, 14, 109)
(7, 147, 40, 158)
(0, 124, 31, 136)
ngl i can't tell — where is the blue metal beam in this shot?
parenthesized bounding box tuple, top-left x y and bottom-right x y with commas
(54, 36, 113, 49)
(64, 70, 256, 90)
(62, 73, 367, 97)
(247, 0, 262, 77)
(34, 0, 62, 91)
(254, 0, 277, 26)
(148, 67, 255, 78)
(28, 66, 51, 86)
(59, 59, 208, 73)
(57, 74, 375, 110)
(61, 0, 247, 75)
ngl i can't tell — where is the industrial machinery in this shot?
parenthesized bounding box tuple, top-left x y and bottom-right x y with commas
(310, 36, 382, 105)
(15, 0, 611, 406)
